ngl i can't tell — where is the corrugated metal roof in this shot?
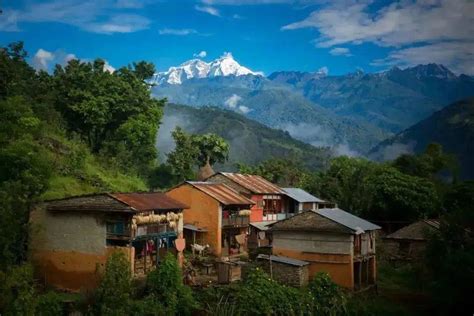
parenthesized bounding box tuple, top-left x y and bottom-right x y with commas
(216, 172, 284, 194)
(187, 181, 255, 206)
(257, 254, 309, 267)
(250, 221, 276, 231)
(110, 192, 188, 211)
(183, 224, 208, 232)
(46, 194, 135, 213)
(283, 188, 325, 203)
(317, 208, 381, 232)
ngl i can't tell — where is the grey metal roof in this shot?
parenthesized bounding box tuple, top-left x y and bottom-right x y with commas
(283, 188, 325, 203)
(183, 224, 208, 232)
(317, 208, 381, 232)
(250, 221, 276, 231)
(257, 254, 309, 267)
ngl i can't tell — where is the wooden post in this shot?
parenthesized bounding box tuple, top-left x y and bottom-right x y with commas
(358, 261, 362, 290)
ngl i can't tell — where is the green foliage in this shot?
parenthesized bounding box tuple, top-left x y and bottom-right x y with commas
(308, 272, 347, 316)
(52, 57, 164, 173)
(166, 127, 199, 181)
(236, 267, 310, 316)
(238, 158, 306, 186)
(425, 190, 474, 314)
(0, 264, 37, 316)
(36, 291, 65, 316)
(95, 252, 132, 315)
(146, 253, 198, 315)
(167, 127, 229, 181)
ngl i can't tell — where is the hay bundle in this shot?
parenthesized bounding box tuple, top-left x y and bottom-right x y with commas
(238, 209, 252, 216)
(169, 221, 177, 229)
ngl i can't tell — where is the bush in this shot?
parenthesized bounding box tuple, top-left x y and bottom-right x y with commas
(36, 291, 64, 316)
(146, 252, 198, 315)
(0, 264, 37, 316)
(308, 272, 347, 316)
(94, 251, 132, 315)
(236, 267, 308, 315)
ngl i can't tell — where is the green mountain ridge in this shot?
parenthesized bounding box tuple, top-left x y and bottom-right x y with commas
(158, 103, 333, 171)
(369, 98, 474, 179)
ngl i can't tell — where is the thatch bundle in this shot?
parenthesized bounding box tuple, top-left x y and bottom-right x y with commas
(238, 209, 252, 216)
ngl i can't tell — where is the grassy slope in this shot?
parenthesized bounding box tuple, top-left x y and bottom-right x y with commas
(40, 132, 147, 200)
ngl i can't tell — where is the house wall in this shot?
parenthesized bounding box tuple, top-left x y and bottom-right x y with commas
(29, 206, 133, 292)
(383, 239, 427, 260)
(256, 260, 309, 287)
(272, 231, 354, 288)
(166, 185, 222, 256)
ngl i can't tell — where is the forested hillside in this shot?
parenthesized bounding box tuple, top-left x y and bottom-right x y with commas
(160, 104, 332, 170)
(370, 98, 474, 179)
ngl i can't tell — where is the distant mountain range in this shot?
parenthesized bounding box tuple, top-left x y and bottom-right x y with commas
(370, 98, 474, 179)
(152, 56, 474, 155)
(150, 53, 261, 85)
(158, 104, 332, 171)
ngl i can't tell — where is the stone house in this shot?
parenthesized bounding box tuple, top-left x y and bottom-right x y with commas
(29, 192, 187, 292)
(166, 181, 255, 257)
(383, 219, 439, 260)
(270, 208, 381, 290)
(255, 254, 309, 287)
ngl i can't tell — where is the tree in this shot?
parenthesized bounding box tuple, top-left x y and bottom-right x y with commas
(193, 133, 229, 167)
(166, 128, 229, 181)
(146, 253, 197, 315)
(95, 252, 132, 315)
(238, 158, 305, 186)
(52, 58, 164, 173)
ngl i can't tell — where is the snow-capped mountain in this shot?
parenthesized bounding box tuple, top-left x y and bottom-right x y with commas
(150, 53, 261, 85)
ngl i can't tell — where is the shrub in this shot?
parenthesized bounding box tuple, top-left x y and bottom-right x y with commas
(0, 264, 37, 316)
(308, 272, 347, 316)
(94, 251, 132, 315)
(36, 291, 64, 316)
(146, 252, 198, 315)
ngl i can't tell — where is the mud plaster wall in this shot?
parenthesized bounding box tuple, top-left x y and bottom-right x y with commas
(272, 231, 352, 255)
(29, 207, 131, 292)
(30, 207, 106, 254)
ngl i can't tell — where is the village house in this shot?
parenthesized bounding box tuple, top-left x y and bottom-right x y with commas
(282, 187, 336, 213)
(205, 172, 286, 222)
(166, 181, 255, 257)
(29, 192, 187, 292)
(383, 219, 439, 260)
(270, 208, 381, 290)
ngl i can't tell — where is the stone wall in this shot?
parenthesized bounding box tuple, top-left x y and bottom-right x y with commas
(255, 260, 309, 287)
(273, 231, 352, 254)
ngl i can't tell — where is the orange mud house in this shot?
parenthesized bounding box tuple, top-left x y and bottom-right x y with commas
(29, 192, 187, 292)
(270, 208, 380, 290)
(205, 172, 286, 222)
(166, 181, 255, 257)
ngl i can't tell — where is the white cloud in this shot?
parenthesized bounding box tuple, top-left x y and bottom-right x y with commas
(193, 51, 207, 58)
(282, 0, 474, 74)
(224, 94, 242, 108)
(31, 48, 115, 73)
(329, 47, 351, 56)
(372, 42, 474, 75)
(159, 28, 198, 36)
(195, 5, 221, 16)
(33, 49, 55, 71)
(0, 0, 152, 34)
(238, 105, 251, 113)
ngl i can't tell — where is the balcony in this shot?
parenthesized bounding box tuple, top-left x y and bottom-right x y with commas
(222, 215, 250, 227)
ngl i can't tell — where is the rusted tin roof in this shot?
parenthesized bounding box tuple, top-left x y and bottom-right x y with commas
(110, 192, 188, 211)
(186, 181, 255, 206)
(214, 172, 284, 194)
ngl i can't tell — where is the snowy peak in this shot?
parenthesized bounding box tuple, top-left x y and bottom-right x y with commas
(151, 53, 261, 85)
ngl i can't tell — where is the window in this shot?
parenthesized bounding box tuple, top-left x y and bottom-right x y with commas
(107, 221, 126, 236)
(399, 241, 410, 254)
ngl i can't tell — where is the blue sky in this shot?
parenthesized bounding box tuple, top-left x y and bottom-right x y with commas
(1, 0, 472, 75)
